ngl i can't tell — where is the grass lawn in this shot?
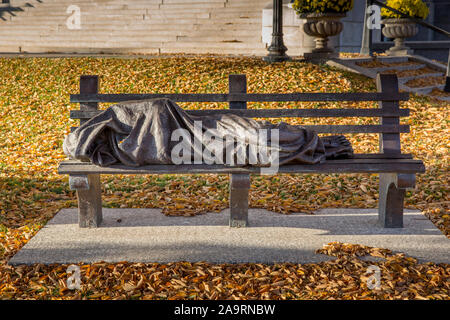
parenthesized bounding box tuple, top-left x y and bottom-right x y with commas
(0, 56, 448, 299)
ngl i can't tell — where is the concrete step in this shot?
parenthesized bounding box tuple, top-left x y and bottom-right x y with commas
(0, 0, 270, 55)
(160, 47, 268, 55)
(163, 0, 225, 3)
(16, 3, 265, 15)
(10, 8, 264, 21)
(368, 63, 426, 73)
(21, 4, 260, 13)
(0, 23, 262, 32)
(3, 17, 263, 27)
(1, 39, 267, 49)
(226, 0, 270, 7)
(0, 45, 269, 56)
(405, 84, 445, 95)
(0, 45, 161, 54)
(339, 56, 449, 101)
(161, 41, 267, 50)
(0, 28, 263, 38)
(428, 92, 450, 102)
(10, 2, 267, 17)
(0, 34, 179, 42)
(159, 3, 226, 10)
(176, 35, 261, 43)
(18, 8, 155, 17)
(374, 56, 409, 63)
(146, 11, 261, 20)
(15, 0, 162, 2)
(157, 7, 266, 14)
(144, 17, 261, 24)
(11, 13, 148, 21)
(6, 40, 164, 47)
(398, 72, 444, 83)
(0, 33, 262, 43)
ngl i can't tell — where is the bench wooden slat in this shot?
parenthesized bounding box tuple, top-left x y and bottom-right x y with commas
(70, 108, 410, 119)
(308, 124, 409, 133)
(60, 153, 413, 161)
(58, 159, 425, 175)
(351, 153, 412, 159)
(70, 124, 409, 134)
(70, 92, 410, 103)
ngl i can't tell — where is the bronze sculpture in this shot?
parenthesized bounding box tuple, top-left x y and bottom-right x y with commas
(63, 98, 353, 167)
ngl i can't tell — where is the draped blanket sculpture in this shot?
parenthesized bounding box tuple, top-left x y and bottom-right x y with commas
(63, 98, 353, 167)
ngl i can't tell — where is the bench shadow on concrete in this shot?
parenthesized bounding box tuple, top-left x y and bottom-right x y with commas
(48, 208, 439, 236)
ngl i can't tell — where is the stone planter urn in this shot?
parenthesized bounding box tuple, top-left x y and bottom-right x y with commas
(300, 12, 346, 60)
(381, 18, 418, 56)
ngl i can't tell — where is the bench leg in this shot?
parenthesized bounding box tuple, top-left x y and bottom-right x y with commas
(378, 173, 415, 228)
(229, 173, 250, 227)
(69, 174, 103, 228)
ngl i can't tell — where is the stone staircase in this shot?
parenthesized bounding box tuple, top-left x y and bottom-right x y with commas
(329, 55, 450, 102)
(0, 0, 270, 55)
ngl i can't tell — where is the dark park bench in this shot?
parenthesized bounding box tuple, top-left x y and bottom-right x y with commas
(58, 73, 425, 229)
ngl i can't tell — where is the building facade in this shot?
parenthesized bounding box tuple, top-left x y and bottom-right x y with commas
(0, 0, 448, 60)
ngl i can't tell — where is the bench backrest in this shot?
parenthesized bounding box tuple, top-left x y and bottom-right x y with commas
(69, 74, 410, 158)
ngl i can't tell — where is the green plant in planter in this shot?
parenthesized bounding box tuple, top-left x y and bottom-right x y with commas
(292, 0, 354, 14)
(381, 0, 429, 19)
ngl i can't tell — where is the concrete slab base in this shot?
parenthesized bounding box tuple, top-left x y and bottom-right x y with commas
(8, 208, 450, 265)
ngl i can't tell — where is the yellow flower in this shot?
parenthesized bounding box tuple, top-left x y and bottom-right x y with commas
(293, 0, 353, 14)
(381, 0, 429, 19)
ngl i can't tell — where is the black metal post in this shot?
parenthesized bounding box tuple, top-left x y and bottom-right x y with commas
(445, 50, 450, 92)
(360, 0, 373, 56)
(263, 0, 290, 62)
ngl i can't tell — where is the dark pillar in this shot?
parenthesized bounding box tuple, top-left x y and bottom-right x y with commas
(263, 0, 290, 62)
(360, 0, 373, 56)
(445, 50, 450, 92)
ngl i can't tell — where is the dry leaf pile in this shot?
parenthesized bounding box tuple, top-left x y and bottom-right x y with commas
(0, 56, 448, 299)
(0, 242, 448, 300)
